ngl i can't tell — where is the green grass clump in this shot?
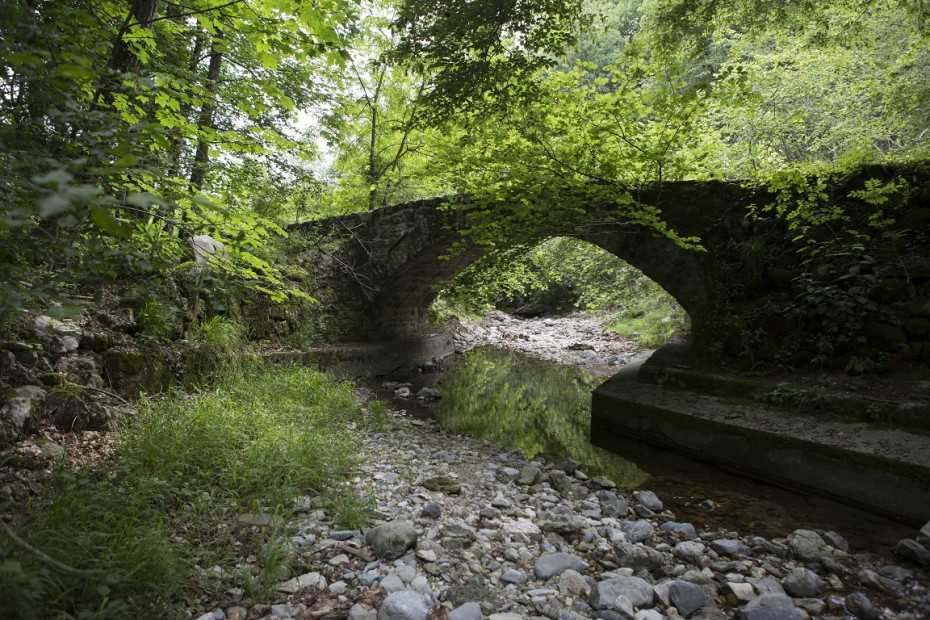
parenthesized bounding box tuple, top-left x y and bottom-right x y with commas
(188, 316, 245, 355)
(605, 292, 689, 349)
(0, 361, 371, 619)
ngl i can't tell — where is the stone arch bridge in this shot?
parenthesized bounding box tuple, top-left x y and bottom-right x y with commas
(290, 181, 769, 356)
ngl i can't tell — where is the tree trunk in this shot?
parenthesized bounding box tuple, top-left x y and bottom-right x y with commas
(95, 0, 162, 105)
(167, 32, 204, 180)
(190, 34, 224, 191)
(366, 66, 387, 211)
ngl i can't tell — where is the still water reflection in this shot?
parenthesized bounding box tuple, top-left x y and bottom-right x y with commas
(413, 346, 914, 556)
(430, 347, 649, 488)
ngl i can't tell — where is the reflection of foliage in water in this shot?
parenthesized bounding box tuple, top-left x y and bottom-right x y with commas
(433, 347, 649, 489)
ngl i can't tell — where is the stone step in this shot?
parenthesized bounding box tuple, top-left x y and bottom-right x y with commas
(591, 358, 930, 522)
(636, 341, 930, 432)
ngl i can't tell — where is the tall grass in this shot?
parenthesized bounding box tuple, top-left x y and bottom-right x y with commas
(604, 291, 689, 349)
(0, 361, 375, 619)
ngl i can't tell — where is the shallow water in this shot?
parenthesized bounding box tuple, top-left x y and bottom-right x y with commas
(377, 346, 916, 558)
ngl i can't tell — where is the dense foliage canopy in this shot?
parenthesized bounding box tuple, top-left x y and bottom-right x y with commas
(1, 0, 928, 326)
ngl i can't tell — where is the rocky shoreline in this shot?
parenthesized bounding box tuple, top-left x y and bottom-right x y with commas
(189, 399, 930, 620)
(451, 312, 642, 375)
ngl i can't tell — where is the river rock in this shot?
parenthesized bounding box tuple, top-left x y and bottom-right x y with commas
(420, 502, 441, 519)
(597, 490, 629, 518)
(725, 582, 757, 604)
(0, 385, 45, 447)
(55, 356, 104, 388)
(366, 522, 418, 560)
(501, 569, 526, 584)
(822, 530, 849, 552)
(422, 476, 461, 494)
(787, 530, 829, 562)
(895, 538, 930, 566)
(660, 521, 697, 540)
(449, 602, 483, 620)
(378, 589, 432, 620)
(34, 315, 82, 354)
(782, 567, 822, 598)
(845, 593, 882, 620)
(856, 568, 895, 594)
(738, 593, 805, 620)
(47, 388, 115, 432)
(549, 471, 582, 498)
(349, 604, 378, 620)
(633, 490, 663, 511)
(748, 577, 785, 596)
(537, 512, 587, 534)
(381, 574, 405, 592)
(517, 464, 543, 485)
(535, 552, 588, 579)
(673, 541, 706, 564)
(633, 611, 663, 620)
(620, 520, 655, 544)
(614, 542, 667, 572)
(669, 580, 705, 616)
(558, 569, 591, 597)
(416, 388, 441, 401)
(589, 576, 654, 609)
(592, 475, 617, 489)
(444, 584, 499, 612)
(710, 538, 751, 557)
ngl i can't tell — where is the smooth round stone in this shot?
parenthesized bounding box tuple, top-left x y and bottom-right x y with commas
(845, 592, 882, 620)
(501, 568, 527, 584)
(380, 574, 405, 593)
(634, 490, 663, 511)
(620, 520, 655, 544)
(787, 530, 828, 562)
(710, 538, 752, 557)
(783, 567, 823, 598)
(421, 503, 442, 519)
(448, 602, 483, 620)
(378, 589, 432, 620)
(740, 593, 806, 620)
(367, 522, 418, 560)
(673, 541, 706, 564)
(660, 521, 698, 540)
(535, 552, 589, 580)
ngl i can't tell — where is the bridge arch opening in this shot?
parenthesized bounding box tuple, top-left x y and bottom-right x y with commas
(433, 237, 690, 348)
(375, 235, 687, 352)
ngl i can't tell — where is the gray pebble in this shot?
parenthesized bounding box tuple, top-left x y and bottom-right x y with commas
(535, 552, 589, 580)
(501, 568, 527, 584)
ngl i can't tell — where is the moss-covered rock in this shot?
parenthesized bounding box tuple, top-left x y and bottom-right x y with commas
(46, 385, 114, 432)
(103, 350, 175, 397)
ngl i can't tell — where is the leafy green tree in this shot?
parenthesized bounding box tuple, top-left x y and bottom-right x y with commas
(0, 0, 358, 317)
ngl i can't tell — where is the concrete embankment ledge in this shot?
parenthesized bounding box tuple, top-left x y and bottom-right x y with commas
(591, 346, 930, 523)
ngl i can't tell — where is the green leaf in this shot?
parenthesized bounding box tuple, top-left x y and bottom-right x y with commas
(37, 194, 71, 217)
(91, 209, 132, 237)
(32, 170, 72, 189)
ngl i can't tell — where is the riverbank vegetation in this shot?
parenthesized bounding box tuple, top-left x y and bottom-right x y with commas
(0, 361, 379, 618)
(1, 1, 929, 616)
